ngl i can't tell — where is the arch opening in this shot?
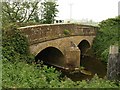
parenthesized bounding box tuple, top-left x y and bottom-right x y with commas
(78, 40, 91, 68)
(35, 47, 65, 67)
(78, 40, 90, 55)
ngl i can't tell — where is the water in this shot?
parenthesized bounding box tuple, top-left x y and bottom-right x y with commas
(43, 55, 107, 81)
(80, 55, 106, 78)
(54, 55, 106, 81)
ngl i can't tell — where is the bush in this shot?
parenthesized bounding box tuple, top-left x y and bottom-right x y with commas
(92, 16, 120, 62)
(3, 29, 29, 55)
(2, 26, 31, 63)
(64, 29, 70, 35)
(2, 58, 120, 88)
(2, 59, 61, 88)
(84, 75, 118, 88)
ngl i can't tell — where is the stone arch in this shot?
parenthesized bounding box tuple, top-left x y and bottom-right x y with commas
(77, 40, 91, 67)
(35, 46, 65, 67)
(78, 40, 91, 55)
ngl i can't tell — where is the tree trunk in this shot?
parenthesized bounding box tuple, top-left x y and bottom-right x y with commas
(107, 45, 120, 82)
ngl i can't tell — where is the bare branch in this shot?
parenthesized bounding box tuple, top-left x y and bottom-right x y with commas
(20, 9, 27, 22)
(25, 2, 39, 22)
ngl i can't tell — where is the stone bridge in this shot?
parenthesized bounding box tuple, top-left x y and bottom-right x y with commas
(18, 23, 98, 70)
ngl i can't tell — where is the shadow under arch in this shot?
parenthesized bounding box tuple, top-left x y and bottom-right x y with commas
(78, 40, 91, 55)
(35, 47, 65, 67)
(78, 40, 91, 67)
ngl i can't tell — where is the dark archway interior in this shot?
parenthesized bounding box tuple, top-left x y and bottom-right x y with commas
(78, 40, 90, 55)
(77, 40, 106, 77)
(35, 47, 65, 67)
(78, 40, 91, 67)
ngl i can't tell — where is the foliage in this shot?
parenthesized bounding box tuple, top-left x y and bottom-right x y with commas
(79, 74, 118, 88)
(0, 60, 1, 90)
(2, 59, 61, 88)
(64, 29, 70, 35)
(2, 26, 31, 63)
(2, 1, 59, 27)
(2, 59, 120, 88)
(41, 1, 58, 24)
(92, 16, 120, 62)
(2, 2, 39, 24)
(79, 32, 84, 35)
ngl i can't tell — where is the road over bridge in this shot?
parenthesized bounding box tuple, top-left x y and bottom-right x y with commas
(18, 23, 98, 70)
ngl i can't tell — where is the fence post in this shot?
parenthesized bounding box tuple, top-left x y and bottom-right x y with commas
(107, 45, 120, 81)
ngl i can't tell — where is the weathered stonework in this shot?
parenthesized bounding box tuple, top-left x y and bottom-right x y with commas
(107, 45, 120, 81)
(18, 23, 98, 45)
(18, 23, 98, 69)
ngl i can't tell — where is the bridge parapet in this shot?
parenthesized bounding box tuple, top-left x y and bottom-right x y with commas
(18, 23, 98, 45)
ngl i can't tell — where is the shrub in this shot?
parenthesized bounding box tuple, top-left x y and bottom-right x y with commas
(2, 59, 61, 88)
(74, 75, 118, 88)
(92, 16, 120, 62)
(64, 29, 70, 35)
(2, 26, 31, 63)
(85, 75, 118, 88)
(2, 58, 120, 88)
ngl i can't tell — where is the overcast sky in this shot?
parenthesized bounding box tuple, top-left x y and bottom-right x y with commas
(55, 0, 119, 22)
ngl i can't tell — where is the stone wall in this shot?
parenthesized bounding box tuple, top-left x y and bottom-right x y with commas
(29, 35, 95, 55)
(18, 23, 98, 45)
(107, 45, 120, 81)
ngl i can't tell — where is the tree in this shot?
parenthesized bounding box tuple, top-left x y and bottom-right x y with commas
(2, 1, 40, 24)
(92, 16, 120, 62)
(2, 0, 59, 27)
(41, 0, 58, 24)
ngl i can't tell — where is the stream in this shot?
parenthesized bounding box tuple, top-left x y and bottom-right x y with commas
(46, 55, 107, 81)
(40, 54, 107, 81)
(60, 55, 106, 81)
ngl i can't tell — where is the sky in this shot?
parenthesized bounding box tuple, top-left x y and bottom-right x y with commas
(55, 0, 120, 22)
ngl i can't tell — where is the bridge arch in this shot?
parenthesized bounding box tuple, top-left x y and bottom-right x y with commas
(78, 40, 91, 55)
(35, 46, 65, 67)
